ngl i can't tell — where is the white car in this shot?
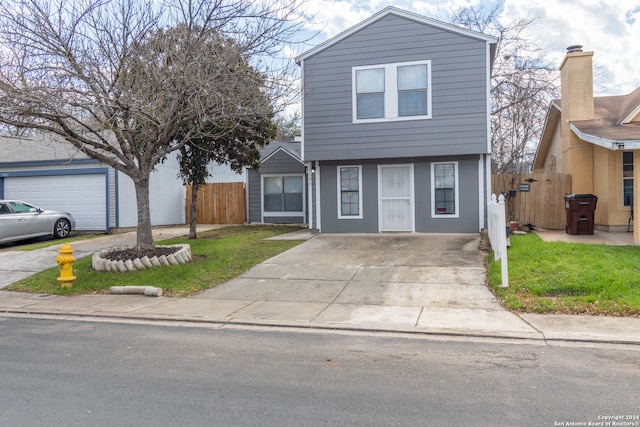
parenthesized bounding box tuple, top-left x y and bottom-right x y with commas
(0, 200, 76, 244)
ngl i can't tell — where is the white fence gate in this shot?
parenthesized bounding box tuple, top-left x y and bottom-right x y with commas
(487, 194, 508, 288)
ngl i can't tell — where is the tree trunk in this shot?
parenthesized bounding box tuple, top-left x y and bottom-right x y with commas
(189, 183, 198, 239)
(134, 176, 155, 250)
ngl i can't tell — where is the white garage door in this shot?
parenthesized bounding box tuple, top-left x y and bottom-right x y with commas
(5, 174, 107, 231)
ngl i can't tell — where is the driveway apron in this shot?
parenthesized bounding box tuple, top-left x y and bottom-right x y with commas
(193, 233, 535, 336)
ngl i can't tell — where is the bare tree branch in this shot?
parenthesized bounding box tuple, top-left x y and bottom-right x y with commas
(449, 0, 559, 174)
(0, 0, 307, 248)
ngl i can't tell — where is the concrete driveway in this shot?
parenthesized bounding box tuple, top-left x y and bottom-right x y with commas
(4, 229, 640, 342)
(192, 233, 536, 336)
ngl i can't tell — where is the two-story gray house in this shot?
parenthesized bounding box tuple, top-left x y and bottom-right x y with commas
(297, 7, 497, 233)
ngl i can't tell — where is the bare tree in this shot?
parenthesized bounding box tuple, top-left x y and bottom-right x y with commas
(0, 0, 306, 249)
(448, 0, 559, 173)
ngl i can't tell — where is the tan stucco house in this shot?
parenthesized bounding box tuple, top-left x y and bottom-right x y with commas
(532, 46, 640, 242)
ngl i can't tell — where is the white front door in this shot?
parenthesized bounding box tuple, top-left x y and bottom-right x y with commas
(379, 165, 413, 232)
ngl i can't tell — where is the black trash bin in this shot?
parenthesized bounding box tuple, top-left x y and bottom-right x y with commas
(565, 194, 598, 235)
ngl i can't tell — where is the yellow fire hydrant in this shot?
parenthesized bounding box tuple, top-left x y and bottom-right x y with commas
(56, 243, 76, 288)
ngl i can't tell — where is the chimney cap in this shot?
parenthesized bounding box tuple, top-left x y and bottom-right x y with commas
(566, 45, 583, 53)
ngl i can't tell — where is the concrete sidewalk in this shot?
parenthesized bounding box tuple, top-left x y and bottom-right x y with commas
(1, 229, 639, 345)
(535, 229, 636, 246)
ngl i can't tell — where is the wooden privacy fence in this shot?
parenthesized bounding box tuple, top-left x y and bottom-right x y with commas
(491, 173, 572, 230)
(186, 182, 246, 224)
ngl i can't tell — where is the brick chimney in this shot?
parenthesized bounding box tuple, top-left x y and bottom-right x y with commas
(559, 45, 595, 194)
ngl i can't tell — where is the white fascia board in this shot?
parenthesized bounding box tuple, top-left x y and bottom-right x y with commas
(295, 7, 498, 63)
(532, 103, 561, 168)
(621, 103, 640, 125)
(570, 123, 640, 150)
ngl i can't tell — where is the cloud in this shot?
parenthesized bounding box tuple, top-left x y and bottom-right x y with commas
(298, 0, 639, 95)
(505, 0, 639, 94)
(626, 6, 640, 25)
(303, 0, 369, 39)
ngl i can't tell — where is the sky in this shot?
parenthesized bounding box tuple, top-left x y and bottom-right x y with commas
(294, 0, 640, 96)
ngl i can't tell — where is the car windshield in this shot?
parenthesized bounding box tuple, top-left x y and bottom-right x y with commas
(8, 202, 39, 213)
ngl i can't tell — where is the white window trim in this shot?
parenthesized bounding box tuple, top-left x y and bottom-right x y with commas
(431, 161, 460, 219)
(261, 173, 306, 219)
(352, 60, 432, 124)
(337, 165, 363, 220)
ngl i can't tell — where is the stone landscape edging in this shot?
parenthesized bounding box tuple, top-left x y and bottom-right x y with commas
(91, 244, 192, 272)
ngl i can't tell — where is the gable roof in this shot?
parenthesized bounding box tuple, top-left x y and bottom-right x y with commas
(260, 141, 302, 164)
(570, 88, 640, 148)
(295, 6, 498, 64)
(534, 88, 640, 169)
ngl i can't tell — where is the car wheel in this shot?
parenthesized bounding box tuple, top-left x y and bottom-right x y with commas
(54, 219, 71, 239)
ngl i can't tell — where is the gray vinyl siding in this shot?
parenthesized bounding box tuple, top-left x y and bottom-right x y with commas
(262, 216, 305, 224)
(318, 162, 380, 233)
(248, 149, 307, 224)
(318, 156, 480, 233)
(414, 156, 480, 233)
(302, 14, 490, 162)
(247, 168, 261, 223)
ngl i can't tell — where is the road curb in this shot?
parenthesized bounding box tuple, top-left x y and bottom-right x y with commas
(2, 308, 640, 347)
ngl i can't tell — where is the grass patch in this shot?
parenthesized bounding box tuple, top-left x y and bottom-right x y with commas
(487, 233, 640, 316)
(6, 225, 304, 297)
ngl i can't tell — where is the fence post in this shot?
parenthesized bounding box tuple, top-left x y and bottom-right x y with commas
(488, 193, 508, 288)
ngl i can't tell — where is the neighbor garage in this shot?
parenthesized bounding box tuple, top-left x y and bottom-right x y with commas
(1, 134, 187, 232)
(3, 172, 108, 231)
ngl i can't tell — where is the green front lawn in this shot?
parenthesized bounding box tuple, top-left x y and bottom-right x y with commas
(6, 225, 304, 297)
(487, 233, 640, 316)
(12, 226, 638, 317)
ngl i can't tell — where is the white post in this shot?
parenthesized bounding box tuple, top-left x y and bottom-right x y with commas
(497, 194, 508, 288)
(487, 193, 508, 288)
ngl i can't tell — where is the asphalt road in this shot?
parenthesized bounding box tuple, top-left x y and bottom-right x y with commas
(1, 316, 639, 427)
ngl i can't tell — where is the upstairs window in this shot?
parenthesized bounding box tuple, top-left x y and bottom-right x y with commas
(356, 68, 385, 119)
(398, 64, 428, 116)
(353, 60, 431, 123)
